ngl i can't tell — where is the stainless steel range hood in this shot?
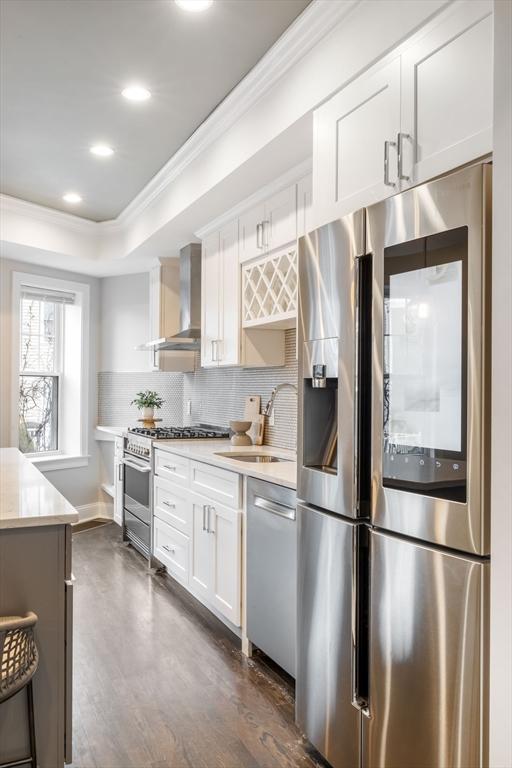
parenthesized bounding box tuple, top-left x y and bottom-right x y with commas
(146, 243, 201, 352)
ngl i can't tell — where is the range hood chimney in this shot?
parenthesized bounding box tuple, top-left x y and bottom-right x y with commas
(146, 243, 201, 352)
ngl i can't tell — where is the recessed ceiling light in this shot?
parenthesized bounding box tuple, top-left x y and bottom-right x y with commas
(62, 192, 82, 204)
(175, 0, 213, 12)
(121, 85, 151, 102)
(90, 144, 114, 157)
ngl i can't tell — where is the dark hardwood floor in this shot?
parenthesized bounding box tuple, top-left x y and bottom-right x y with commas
(70, 523, 323, 768)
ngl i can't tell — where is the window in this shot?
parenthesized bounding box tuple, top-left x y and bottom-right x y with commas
(13, 273, 90, 470)
(19, 289, 68, 454)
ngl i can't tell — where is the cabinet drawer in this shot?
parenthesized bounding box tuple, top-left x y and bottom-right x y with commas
(153, 518, 189, 585)
(154, 476, 191, 535)
(154, 449, 190, 486)
(190, 460, 241, 509)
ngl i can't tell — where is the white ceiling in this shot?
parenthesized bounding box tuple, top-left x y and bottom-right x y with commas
(0, 0, 310, 222)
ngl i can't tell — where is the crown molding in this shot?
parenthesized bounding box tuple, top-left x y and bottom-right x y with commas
(0, 194, 98, 236)
(194, 158, 312, 240)
(117, 0, 358, 226)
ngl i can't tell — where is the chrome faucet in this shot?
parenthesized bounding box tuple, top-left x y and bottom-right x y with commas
(263, 382, 298, 418)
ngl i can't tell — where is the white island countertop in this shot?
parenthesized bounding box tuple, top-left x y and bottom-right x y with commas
(154, 439, 297, 490)
(0, 448, 79, 529)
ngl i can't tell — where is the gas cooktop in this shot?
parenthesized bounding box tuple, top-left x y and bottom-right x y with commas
(127, 425, 230, 440)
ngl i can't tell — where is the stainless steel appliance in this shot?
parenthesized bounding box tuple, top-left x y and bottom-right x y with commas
(122, 433, 152, 558)
(122, 425, 230, 558)
(128, 425, 230, 439)
(296, 164, 491, 768)
(246, 478, 297, 677)
(145, 243, 202, 353)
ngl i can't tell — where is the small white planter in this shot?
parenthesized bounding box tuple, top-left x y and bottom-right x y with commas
(141, 406, 154, 421)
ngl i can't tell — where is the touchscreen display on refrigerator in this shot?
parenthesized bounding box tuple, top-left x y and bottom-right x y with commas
(383, 227, 468, 502)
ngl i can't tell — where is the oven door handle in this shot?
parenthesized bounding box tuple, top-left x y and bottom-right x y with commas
(122, 458, 151, 473)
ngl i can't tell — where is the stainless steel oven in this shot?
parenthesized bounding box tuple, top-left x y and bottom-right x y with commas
(122, 435, 152, 558)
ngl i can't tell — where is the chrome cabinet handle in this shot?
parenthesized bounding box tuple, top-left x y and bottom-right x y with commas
(397, 132, 410, 181)
(118, 462, 123, 481)
(202, 504, 208, 532)
(208, 505, 215, 534)
(383, 140, 396, 187)
(162, 500, 175, 509)
(162, 544, 175, 554)
(122, 458, 151, 473)
(254, 496, 296, 520)
(262, 220, 270, 248)
(163, 464, 176, 471)
(256, 222, 263, 249)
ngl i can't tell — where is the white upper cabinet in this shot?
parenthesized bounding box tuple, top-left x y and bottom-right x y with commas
(312, 0, 493, 225)
(239, 183, 297, 264)
(239, 203, 265, 263)
(400, 0, 493, 187)
(265, 185, 297, 253)
(297, 174, 313, 238)
(201, 220, 240, 368)
(201, 231, 221, 368)
(313, 57, 401, 227)
(218, 220, 240, 367)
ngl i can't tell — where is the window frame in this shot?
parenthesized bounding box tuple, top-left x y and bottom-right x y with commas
(19, 294, 63, 457)
(11, 272, 90, 471)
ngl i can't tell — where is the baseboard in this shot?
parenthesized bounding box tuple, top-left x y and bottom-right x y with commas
(75, 501, 113, 525)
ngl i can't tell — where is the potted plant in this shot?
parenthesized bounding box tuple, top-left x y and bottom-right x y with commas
(131, 390, 164, 422)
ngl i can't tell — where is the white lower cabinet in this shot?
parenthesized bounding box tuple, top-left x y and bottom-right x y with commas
(209, 501, 242, 626)
(190, 495, 212, 601)
(153, 458, 242, 628)
(153, 517, 190, 586)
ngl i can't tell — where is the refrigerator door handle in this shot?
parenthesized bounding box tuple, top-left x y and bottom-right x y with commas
(351, 525, 370, 717)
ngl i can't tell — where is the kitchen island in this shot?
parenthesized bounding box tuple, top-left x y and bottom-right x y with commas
(0, 448, 78, 767)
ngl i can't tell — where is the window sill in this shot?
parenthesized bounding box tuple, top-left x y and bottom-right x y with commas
(28, 454, 90, 472)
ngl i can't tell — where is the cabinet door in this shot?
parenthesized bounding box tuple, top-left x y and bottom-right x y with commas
(201, 231, 220, 368)
(218, 219, 240, 366)
(264, 184, 297, 252)
(400, 0, 493, 187)
(239, 203, 265, 264)
(190, 496, 212, 600)
(297, 174, 312, 237)
(313, 57, 401, 227)
(208, 502, 242, 626)
(148, 265, 161, 371)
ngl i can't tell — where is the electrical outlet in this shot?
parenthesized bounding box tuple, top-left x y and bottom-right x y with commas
(186, 399, 192, 416)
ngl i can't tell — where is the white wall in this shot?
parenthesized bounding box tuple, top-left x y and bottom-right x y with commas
(489, 1, 512, 765)
(100, 272, 149, 372)
(0, 256, 101, 507)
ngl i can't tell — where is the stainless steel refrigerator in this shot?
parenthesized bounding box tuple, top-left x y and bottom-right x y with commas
(296, 163, 491, 768)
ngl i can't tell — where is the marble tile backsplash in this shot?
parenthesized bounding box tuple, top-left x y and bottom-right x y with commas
(97, 329, 298, 450)
(183, 329, 298, 450)
(98, 372, 184, 427)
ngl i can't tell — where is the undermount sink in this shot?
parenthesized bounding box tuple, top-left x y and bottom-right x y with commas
(214, 452, 292, 463)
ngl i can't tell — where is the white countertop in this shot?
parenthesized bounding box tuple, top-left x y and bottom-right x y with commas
(154, 439, 297, 490)
(0, 448, 79, 529)
(95, 425, 126, 440)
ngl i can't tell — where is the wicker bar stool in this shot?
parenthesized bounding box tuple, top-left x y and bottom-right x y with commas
(0, 613, 39, 768)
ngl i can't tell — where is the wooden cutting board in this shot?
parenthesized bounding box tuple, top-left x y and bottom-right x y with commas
(244, 396, 264, 445)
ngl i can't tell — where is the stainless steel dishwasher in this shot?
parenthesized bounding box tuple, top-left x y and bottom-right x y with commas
(246, 477, 297, 677)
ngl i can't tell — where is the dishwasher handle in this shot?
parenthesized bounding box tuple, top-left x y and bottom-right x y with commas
(253, 495, 296, 520)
